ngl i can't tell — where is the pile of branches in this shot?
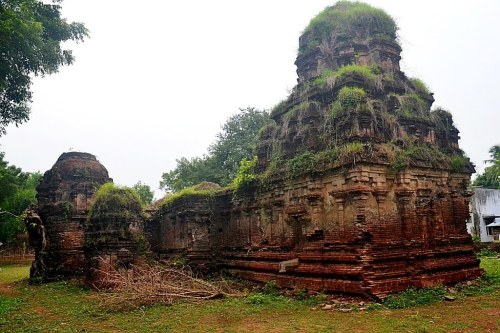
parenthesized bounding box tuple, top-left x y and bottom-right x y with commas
(94, 258, 241, 310)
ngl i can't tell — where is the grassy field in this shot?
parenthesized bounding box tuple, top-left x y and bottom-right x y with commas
(1, 259, 500, 333)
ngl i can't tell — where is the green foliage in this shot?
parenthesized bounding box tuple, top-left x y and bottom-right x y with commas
(287, 151, 316, 178)
(473, 144, 500, 189)
(477, 247, 498, 258)
(410, 77, 430, 94)
(451, 155, 469, 172)
(341, 142, 364, 155)
(390, 143, 450, 172)
(209, 107, 271, 185)
(3, 260, 500, 332)
(396, 93, 429, 117)
(160, 107, 271, 192)
(132, 181, 154, 205)
(262, 280, 279, 296)
(383, 286, 447, 309)
(301, 1, 398, 54)
(161, 182, 220, 207)
(232, 156, 257, 192)
(0, 153, 41, 245)
(330, 86, 368, 117)
(270, 99, 287, 117)
(0, 0, 88, 135)
(88, 183, 143, 223)
(0, 295, 23, 322)
(160, 156, 218, 193)
(314, 65, 377, 87)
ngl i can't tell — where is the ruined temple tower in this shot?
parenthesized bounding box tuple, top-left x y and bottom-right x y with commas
(27, 2, 482, 298)
(28, 152, 111, 281)
(150, 2, 482, 298)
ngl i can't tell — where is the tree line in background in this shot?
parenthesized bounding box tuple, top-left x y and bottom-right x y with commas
(473, 145, 500, 189)
(0, 153, 40, 247)
(160, 107, 271, 192)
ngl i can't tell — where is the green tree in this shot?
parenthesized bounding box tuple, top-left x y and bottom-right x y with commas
(473, 145, 500, 189)
(160, 156, 218, 193)
(0, 153, 41, 245)
(159, 107, 271, 192)
(0, 0, 88, 135)
(132, 181, 154, 205)
(208, 107, 271, 185)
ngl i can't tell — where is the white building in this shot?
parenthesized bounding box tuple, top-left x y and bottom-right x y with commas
(468, 188, 500, 242)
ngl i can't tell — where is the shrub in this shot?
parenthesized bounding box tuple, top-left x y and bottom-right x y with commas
(88, 183, 143, 223)
(330, 86, 368, 117)
(232, 156, 258, 192)
(287, 151, 316, 178)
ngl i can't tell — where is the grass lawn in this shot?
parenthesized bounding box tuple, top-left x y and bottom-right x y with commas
(1, 259, 500, 333)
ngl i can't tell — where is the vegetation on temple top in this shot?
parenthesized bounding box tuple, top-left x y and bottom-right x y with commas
(161, 182, 222, 208)
(330, 86, 368, 117)
(88, 183, 143, 223)
(410, 77, 431, 95)
(300, 1, 398, 55)
(314, 65, 379, 87)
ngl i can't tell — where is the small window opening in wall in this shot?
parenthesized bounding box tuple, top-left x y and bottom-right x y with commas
(218, 228, 223, 233)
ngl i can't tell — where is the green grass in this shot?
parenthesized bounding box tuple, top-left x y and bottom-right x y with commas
(161, 182, 221, 207)
(301, 1, 398, 55)
(314, 65, 377, 87)
(410, 77, 430, 94)
(2, 259, 500, 332)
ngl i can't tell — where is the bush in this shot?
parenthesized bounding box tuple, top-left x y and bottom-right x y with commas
(287, 151, 316, 178)
(232, 156, 257, 192)
(331, 86, 368, 117)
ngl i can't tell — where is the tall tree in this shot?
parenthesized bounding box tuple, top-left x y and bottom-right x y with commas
(160, 107, 271, 192)
(0, 0, 88, 135)
(209, 107, 271, 185)
(473, 144, 500, 189)
(132, 181, 154, 206)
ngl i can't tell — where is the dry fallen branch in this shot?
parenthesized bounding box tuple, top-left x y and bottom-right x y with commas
(93, 257, 243, 310)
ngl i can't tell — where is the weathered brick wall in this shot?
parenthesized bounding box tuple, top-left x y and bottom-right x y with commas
(149, 163, 481, 298)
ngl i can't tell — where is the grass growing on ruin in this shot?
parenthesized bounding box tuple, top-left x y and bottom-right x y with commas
(300, 1, 398, 54)
(161, 182, 223, 207)
(2, 259, 500, 332)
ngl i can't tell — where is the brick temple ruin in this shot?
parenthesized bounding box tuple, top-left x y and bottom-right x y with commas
(27, 2, 482, 298)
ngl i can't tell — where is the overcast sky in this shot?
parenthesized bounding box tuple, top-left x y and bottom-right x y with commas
(2, 0, 499, 198)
